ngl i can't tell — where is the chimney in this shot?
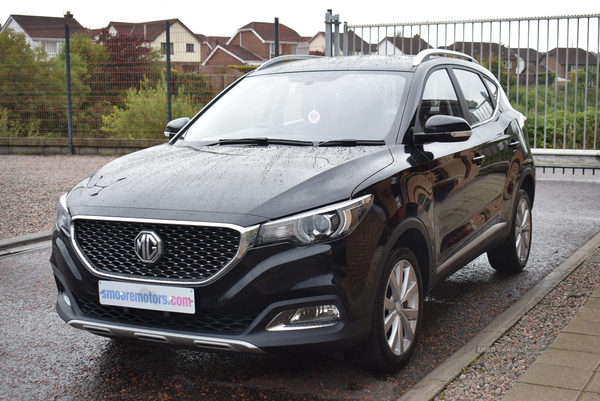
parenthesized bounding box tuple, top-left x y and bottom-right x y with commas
(65, 11, 73, 18)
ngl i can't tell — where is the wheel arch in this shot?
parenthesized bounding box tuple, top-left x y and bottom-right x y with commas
(519, 169, 536, 207)
(379, 218, 433, 294)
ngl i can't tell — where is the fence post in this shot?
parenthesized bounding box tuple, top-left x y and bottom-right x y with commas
(333, 15, 341, 56)
(274, 18, 279, 57)
(64, 24, 74, 155)
(165, 21, 172, 123)
(325, 11, 341, 57)
(325, 10, 333, 57)
(343, 22, 348, 56)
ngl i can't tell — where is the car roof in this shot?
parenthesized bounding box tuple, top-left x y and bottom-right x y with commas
(251, 50, 479, 76)
(252, 55, 417, 75)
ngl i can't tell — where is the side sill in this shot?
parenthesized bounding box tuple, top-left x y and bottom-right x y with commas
(436, 222, 507, 275)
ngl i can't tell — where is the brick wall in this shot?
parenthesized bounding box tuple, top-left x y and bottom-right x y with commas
(204, 49, 240, 66)
(237, 31, 270, 59)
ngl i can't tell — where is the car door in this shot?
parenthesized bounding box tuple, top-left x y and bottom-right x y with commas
(451, 68, 513, 224)
(415, 67, 488, 277)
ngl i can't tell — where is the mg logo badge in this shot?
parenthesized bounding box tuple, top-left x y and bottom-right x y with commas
(134, 230, 163, 264)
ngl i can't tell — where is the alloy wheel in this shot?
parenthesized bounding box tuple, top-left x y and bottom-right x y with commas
(515, 197, 532, 263)
(383, 259, 420, 356)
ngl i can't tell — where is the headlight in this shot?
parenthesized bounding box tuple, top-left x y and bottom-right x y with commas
(256, 194, 373, 246)
(56, 194, 72, 235)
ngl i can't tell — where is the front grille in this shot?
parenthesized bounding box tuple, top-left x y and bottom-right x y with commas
(73, 219, 241, 283)
(76, 294, 257, 334)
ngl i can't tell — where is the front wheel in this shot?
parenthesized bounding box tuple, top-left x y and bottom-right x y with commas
(349, 248, 423, 371)
(487, 189, 532, 274)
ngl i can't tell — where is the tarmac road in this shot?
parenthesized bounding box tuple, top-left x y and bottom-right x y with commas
(1, 171, 599, 401)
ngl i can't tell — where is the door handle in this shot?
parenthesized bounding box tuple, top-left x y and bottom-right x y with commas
(472, 154, 485, 166)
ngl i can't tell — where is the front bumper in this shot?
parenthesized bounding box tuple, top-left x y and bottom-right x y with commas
(59, 307, 370, 356)
(50, 226, 376, 355)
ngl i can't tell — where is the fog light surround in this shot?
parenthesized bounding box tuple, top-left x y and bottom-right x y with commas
(266, 305, 340, 331)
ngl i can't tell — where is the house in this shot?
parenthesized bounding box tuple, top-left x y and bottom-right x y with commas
(309, 30, 376, 56)
(345, 30, 377, 55)
(539, 48, 599, 79)
(195, 35, 231, 63)
(378, 34, 432, 56)
(442, 42, 520, 74)
(308, 32, 326, 55)
(515, 48, 541, 75)
(227, 21, 308, 60)
(0, 12, 87, 57)
(203, 21, 309, 67)
(202, 43, 266, 67)
(104, 19, 203, 72)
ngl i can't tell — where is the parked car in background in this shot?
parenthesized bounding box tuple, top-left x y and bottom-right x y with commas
(51, 50, 535, 371)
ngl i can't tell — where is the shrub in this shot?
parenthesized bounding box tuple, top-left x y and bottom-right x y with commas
(101, 78, 201, 139)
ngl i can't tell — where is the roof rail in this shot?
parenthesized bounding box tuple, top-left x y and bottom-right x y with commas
(255, 55, 323, 71)
(412, 49, 478, 66)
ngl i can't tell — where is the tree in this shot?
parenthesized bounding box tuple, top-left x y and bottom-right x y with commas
(46, 35, 112, 136)
(94, 29, 162, 93)
(0, 29, 50, 135)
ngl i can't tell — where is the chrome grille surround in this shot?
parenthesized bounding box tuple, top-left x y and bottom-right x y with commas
(71, 216, 259, 285)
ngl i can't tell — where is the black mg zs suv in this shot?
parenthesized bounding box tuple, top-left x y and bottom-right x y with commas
(51, 50, 535, 371)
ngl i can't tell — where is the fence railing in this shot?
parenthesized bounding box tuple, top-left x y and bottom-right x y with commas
(344, 14, 600, 151)
(0, 22, 246, 142)
(2, 14, 600, 154)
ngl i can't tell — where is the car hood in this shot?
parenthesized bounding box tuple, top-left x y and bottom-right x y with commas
(67, 144, 394, 226)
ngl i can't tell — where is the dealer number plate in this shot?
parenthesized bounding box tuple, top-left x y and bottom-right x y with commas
(98, 281, 195, 314)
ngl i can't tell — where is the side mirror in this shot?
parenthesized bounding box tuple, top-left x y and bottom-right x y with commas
(164, 117, 190, 139)
(414, 115, 472, 144)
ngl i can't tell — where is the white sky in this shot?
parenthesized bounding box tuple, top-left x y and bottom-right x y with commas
(2, 0, 598, 38)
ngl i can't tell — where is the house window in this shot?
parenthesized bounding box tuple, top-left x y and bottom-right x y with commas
(161, 42, 174, 54)
(45, 41, 58, 55)
(186, 44, 194, 52)
(270, 43, 281, 57)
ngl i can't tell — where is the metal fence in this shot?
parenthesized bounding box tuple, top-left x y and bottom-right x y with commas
(1, 14, 600, 154)
(0, 20, 247, 141)
(344, 14, 600, 151)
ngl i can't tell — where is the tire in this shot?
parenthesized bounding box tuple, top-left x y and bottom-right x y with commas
(487, 189, 532, 274)
(349, 248, 423, 371)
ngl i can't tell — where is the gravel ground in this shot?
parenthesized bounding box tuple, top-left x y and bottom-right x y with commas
(434, 256, 600, 400)
(0, 155, 117, 240)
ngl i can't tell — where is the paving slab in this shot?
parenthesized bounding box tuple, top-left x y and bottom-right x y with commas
(580, 393, 600, 401)
(550, 333, 600, 353)
(502, 382, 580, 401)
(533, 348, 600, 370)
(518, 363, 594, 391)
(587, 372, 600, 393)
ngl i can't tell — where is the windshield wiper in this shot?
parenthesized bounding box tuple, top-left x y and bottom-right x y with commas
(213, 137, 314, 146)
(317, 139, 387, 147)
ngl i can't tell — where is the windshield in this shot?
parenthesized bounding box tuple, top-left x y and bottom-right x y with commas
(179, 71, 408, 145)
